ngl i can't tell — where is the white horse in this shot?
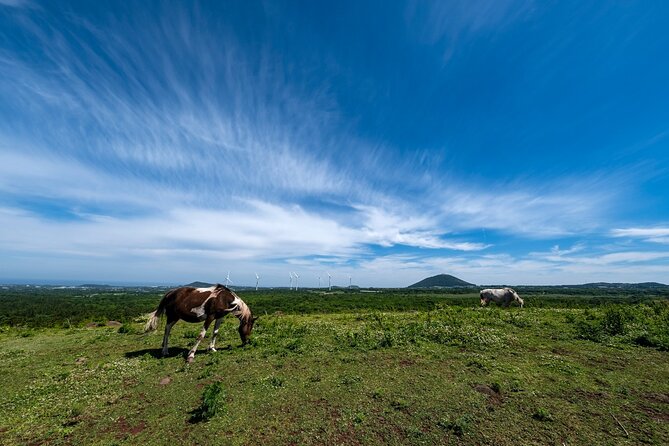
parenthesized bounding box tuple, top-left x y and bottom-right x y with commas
(480, 288, 524, 308)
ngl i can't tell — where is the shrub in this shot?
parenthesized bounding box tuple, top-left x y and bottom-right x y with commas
(117, 323, 136, 334)
(533, 408, 553, 421)
(189, 382, 225, 423)
(601, 307, 628, 336)
(437, 415, 471, 436)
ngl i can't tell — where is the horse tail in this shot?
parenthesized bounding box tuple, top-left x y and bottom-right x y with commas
(144, 292, 169, 332)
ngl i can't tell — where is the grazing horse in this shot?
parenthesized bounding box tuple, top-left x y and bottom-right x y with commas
(144, 284, 257, 362)
(480, 288, 524, 308)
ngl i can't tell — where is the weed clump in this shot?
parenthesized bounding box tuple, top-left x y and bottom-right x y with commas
(532, 407, 553, 422)
(117, 323, 136, 334)
(437, 415, 471, 436)
(189, 382, 225, 423)
(571, 302, 669, 350)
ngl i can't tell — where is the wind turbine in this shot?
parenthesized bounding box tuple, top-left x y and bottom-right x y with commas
(225, 271, 233, 287)
(318, 275, 321, 289)
(293, 272, 299, 291)
(289, 272, 294, 290)
(255, 272, 260, 291)
(349, 275, 352, 289)
(327, 272, 332, 291)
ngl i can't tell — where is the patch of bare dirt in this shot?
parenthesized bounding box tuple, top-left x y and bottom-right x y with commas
(569, 389, 607, 403)
(551, 347, 570, 355)
(644, 392, 669, 404)
(159, 376, 172, 386)
(473, 384, 503, 406)
(585, 354, 628, 371)
(311, 397, 341, 421)
(333, 427, 365, 446)
(638, 392, 669, 422)
(639, 405, 669, 422)
(106, 321, 122, 327)
(114, 416, 146, 438)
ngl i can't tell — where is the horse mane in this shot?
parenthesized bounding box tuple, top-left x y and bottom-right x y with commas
(228, 290, 252, 322)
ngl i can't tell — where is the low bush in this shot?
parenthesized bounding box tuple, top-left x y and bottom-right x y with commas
(189, 382, 225, 423)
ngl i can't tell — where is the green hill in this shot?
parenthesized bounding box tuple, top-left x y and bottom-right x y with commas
(184, 281, 214, 288)
(408, 274, 475, 288)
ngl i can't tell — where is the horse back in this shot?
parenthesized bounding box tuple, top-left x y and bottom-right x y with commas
(163, 286, 232, 323)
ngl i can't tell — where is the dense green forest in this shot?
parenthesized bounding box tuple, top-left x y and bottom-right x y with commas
(1, 285, 667, 328)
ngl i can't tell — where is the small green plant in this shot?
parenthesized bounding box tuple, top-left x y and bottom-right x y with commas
(532, 407, 553, 422)
(437, 415, 471, 437)
(466, 359, 488, 371)
(117, 323, 136, 334)
(261, 375, 284, 389)
(339, 374, 362, 386)
(390, 398, 409, 411)
(353, 411, 366, 425)
(189, 382, 225, 423)
(508, 378, 523, 392)
(63, 403, 84, 426)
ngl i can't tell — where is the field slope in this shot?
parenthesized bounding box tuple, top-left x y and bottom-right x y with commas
(0, 289, 668, 445)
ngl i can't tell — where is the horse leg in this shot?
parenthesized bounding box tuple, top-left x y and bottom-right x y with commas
(162, 320, 176, 356)
(208, 318, 223, 352)
(187, 317, 213, 363)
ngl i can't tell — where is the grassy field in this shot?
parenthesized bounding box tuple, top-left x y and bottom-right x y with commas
(0, 288, 668, 445)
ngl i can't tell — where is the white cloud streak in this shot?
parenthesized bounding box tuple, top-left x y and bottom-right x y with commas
(438, 181, 613, 237)
(0, 7, 356, 204)
(611, 227, 669, 245)
(0, 0, 31, 7)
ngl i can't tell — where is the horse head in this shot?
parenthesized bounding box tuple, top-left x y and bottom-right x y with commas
(506, 288, 524, 308)
(238, 313, 259, 345)
(216, 286, 258, 345)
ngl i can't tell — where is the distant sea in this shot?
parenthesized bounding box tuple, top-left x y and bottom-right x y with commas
(0, 278, 176, 287)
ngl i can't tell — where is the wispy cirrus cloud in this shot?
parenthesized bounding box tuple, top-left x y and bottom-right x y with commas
(611, 227, 669, 244)
(0, 0, 31, 7)
(406, 0, 535, 49)
(354, 205, 490, 251)
(0, 5, 356, 204)
(437, 178, 615, 237)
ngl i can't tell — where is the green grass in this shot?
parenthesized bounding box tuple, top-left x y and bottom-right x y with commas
(0, 289, 668, 445)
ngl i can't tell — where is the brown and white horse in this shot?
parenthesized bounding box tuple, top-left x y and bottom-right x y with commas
(144, 284, 257, 362)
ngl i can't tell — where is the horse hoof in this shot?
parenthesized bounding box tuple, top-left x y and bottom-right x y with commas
(186, 356, 194, 364)
(208, 348, 217, 353)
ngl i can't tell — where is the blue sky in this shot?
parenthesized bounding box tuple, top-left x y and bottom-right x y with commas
(1, 0, 668, 287)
